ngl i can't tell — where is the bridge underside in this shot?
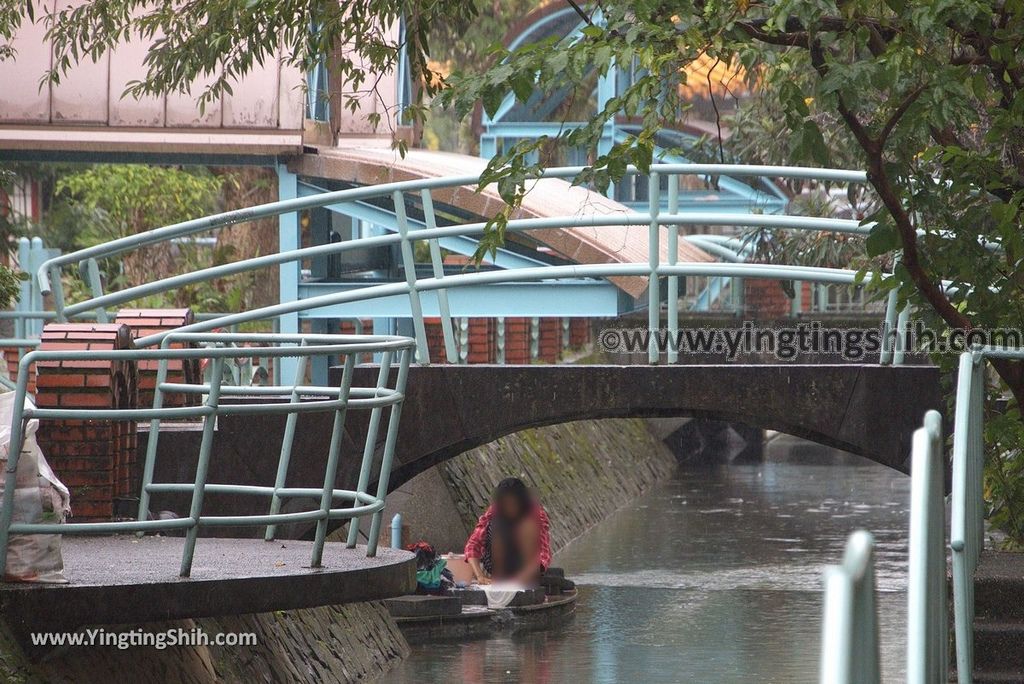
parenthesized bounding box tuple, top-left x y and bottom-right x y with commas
(143, 364, 941, 539)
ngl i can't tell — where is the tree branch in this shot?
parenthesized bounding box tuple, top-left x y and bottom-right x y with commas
(879, 84, 926, 148)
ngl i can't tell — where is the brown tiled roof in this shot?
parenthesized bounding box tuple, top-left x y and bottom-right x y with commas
(291, 147, 713, 298)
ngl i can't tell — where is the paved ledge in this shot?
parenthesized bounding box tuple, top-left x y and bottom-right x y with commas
(0, 536, 415, 643)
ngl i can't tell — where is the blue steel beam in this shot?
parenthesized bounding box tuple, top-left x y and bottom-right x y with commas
(296, 181, 550, 270)
(296, 279, 620, 318)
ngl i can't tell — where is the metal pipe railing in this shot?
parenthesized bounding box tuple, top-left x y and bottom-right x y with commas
(907, 409, 948, 684)
(24, 164, 889, 365)
(0, 332, 415, 578)
(822, 409, 949, 684)
(951, 348, 1000, 683)
(820, 530, 880, 684)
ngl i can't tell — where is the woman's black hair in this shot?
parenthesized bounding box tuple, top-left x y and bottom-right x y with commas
(492, 477, 533, 520)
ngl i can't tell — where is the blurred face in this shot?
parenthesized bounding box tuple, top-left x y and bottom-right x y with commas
(497, 493, 525, 520)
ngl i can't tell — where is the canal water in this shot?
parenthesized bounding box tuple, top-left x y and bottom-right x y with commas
(386, 440, 910, 683)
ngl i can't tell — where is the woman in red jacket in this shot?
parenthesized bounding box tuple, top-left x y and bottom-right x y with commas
(464, 477, 551, 585)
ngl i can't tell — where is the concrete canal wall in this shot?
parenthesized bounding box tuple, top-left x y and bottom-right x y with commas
(384, 417, 678, 554)
(0, 601, 408, 683)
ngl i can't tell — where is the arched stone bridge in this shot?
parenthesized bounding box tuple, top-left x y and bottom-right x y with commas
(145, 364, 941, 533)
(351, 364, 942, 485)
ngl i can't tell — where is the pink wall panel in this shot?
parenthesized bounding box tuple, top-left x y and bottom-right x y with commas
(334, 21, 400, 135)
(50, 1, 109, 123)
(108, 37, 164, 126)
(165, 71, 223, 127)
(0, 8, 52, 123)
(222, 54, 280, 128)
(278, 60, 306, 131)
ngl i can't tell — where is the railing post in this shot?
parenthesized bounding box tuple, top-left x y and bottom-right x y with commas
(392, 190, 430, 364)
(29, 238, 44, 337)
(49, 263, 67, 323)
(276, 165, 301, 384)
(820, 530, 880, 684)
(346, 351, 394, 549)
(80, 258, 108, 323)
(311, 352, 355, 568)
(893, 304, 911, 366)
(647, 172, 661, 364)
(879, 288, 899, 365)
(137, 355, 170, 524)
(907, 409, 947, 684)
(264, 341, 310, 541)
(951, 351, 983, 683)
(179, 356, 224, 577)
(366, 347, 412, 557)
(420, 190, 458, 363)
(667, 176, 680, 364)
(0, 355, 34, 578)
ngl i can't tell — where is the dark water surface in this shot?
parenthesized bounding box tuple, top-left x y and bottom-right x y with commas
(385, 447, 910, 683)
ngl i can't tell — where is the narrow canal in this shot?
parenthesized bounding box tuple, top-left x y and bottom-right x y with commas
(386, 439, 910, 683)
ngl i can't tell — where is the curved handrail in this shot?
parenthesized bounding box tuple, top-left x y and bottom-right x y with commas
(131, 262, 879, 349)
(37, 163, 869, 296)
(0, 332, 416, 578)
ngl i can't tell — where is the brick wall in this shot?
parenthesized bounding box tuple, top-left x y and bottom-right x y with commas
(1, 348, 35, 394)
(504, 318, 531, 364)
(34, 323, 138, 521)
(537, 317, 561, 363)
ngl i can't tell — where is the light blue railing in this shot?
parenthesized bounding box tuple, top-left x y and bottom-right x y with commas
(820, 530, 880, 684)
(27, 164, 913, 366)
(0, 332, 415, 578)
(950, 347, 1010, 684)
(820, 409, 947, 684)
(908, 410, 948, 684)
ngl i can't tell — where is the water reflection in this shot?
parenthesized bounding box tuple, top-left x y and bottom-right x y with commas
(385, 443, 910, 683)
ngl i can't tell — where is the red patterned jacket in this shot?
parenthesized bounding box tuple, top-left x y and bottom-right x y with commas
(463, 503, 551, 571)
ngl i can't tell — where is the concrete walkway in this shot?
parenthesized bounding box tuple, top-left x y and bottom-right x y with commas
(0, 537, 414, 644)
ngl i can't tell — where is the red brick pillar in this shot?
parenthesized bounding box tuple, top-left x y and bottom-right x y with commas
(743, 280, 792, 319)
(538, 317, 560, 363)
(115, 309, 199, 409)
(1, 348, 34, 394)
(423, 318, 450, 364)
(504, 318, 531, 364)
(466, 318, 495, 364)
(35, 323, 138, 521)
(570, 319, 590, 348)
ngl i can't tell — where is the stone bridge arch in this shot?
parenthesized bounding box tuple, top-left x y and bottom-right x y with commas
(348, 364, 943, 490)
(144, 364, 941, 535)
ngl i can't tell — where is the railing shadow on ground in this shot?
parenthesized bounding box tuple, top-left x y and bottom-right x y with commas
(0, 332, 415, 578)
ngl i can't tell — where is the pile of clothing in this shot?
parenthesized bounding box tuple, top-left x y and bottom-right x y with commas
(405, 541, 454, 594)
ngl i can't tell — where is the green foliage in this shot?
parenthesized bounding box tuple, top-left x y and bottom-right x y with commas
(437, 0, 1024, 543)
(51, 164, 258, 313)
(54, 165, 222, 243)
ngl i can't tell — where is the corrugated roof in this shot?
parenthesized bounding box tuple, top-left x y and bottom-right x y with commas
(292, 147, 713, 298)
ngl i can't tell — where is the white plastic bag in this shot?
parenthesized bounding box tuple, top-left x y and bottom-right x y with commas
(0, 391, 70, 583)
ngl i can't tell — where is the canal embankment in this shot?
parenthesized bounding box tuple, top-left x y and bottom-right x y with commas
(0, 416, 677, 683)
(381, 417, 678, 555)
